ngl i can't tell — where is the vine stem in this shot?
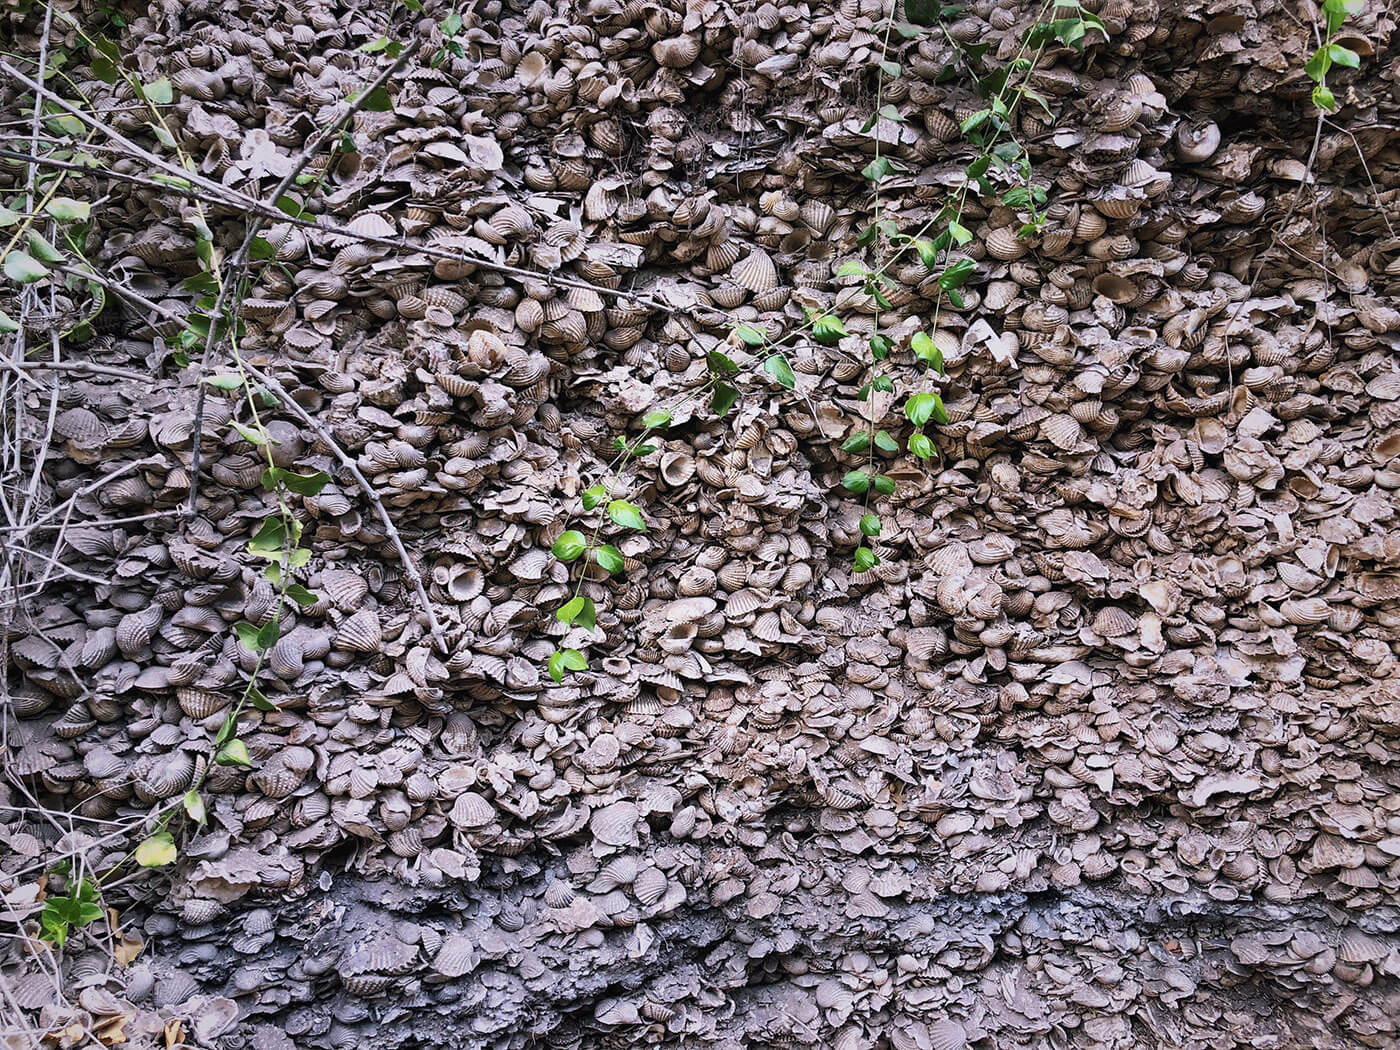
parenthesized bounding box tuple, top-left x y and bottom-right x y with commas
(862, 10, 898, 530)
(185, 36, 417, 516)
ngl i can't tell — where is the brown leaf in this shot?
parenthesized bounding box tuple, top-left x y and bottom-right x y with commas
(95, 1013, 131, 1046)
(114, 931, 145, 966)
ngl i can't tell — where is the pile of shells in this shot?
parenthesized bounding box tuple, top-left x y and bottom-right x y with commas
(3, 0, 1400, 1046)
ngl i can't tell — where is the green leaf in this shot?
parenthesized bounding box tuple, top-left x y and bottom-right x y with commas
(0, 206, 20, 227)
(142, 77, 173, 105)
(247, 517, 290, 559)
(0, 309, 17, 333)
(1304, 48, 1330, 82)
(859, 513, 882, 537)
(135, 832, 177, 868)
(841, 432, 870, 454)
(939, 257, 975, 291)
(248, 686, 279, 712)
(842, 469, 871, 494)
(442, 11, 464, 35)
(216, 738, 252, 767)
(641, 409, 672, 429)
(906, 392, 937, 427)
(813, 314, 848, 345)
(869, 335, 892, 361)
(262, 467, 331, 496)
(576, 597, 598, 631)
(853, 547, 879, 572)
(862, 157, 891, 183)
(872, 375, 894, 393)
(235, 621, 269, 652)
(928, 391, 950, 424)
(92, 56, 118, 83)
(28, 232, 64, 264)
(183, 789, 207, 825)
(879, 60, 902, 77)
(1323, 0, 1361, 32)
(249, 236, 276, 261)
(711, 380, 740, 418)
(582, 483, 608, 511)
(948, 220, 972, 246)
(903, 0, 940, 27)
(893, 19, 923, 37)
(44, 197, 90, 222)
(914, 239, 939, 269)
(764, 354, 796, 389)
(607, 499, 647, 532)
(275, 195, 308, 220)
(1328, 43, 1360, 69)
(706, 349, 740, 374)
(837, 259, 868, 278)
(909, 432, 934, 460)
(878, 104, 906, 123)
(285, 584, 318, 607)
(359, 86, 393, 112)
(3, 251, 46, 284)
(734, 323, 766, 346)
(39, 878, 104, 947)
(548, 648, 589, 683)
(874, 430, 899, 454)
(911, 332, 944, 373)
(552, 530, 588, 561)
(872, 474, 896, 495)
(594, 544, 625, 574)
(205, 373, 242, 391)
(1312, 83, 1337, 112)
(359, 35, 393, 52)
(960, 109, 990, 135)
(231, 421, 269, 446)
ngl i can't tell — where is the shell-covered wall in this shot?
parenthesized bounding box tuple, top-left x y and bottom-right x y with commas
(3, 0, 1400, 1047)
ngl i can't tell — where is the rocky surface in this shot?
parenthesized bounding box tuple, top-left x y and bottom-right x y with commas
(2, 0, 1400, 1046)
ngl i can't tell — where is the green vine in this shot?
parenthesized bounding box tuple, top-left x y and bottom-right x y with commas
(1304, 0, 1362, 112)
(544, 0, 1107, 681)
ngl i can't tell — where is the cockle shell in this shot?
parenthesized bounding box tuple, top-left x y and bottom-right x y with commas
(335, 609, 383, 653)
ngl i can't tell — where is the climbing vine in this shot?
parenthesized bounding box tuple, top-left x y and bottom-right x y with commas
(544, 0, 1108, 680)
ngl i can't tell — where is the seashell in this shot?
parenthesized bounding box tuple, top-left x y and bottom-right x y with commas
(335, 609, 383, 653)
(1176, 118, 1222, 162)
(1280, 598, 1330, 625)
(801, 199, 836, 235)
(984, 227, 1029, 261)
(928, 1020, 967, 1050)
(116, 604, 163, 657)
(732, 248, 778, 293)
(449, 792, 495, 829)
(652, 35, 700, 69)
(632, 866, 667, 907)
(1040, 413, 1083, 451)
(659, 451, 695, 487)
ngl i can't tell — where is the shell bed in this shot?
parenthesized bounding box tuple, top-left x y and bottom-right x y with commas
(2, 0, 1400, 1047)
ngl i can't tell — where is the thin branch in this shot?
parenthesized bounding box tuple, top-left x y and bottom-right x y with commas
(56, 275, 449, 651)
(241, 363, 448, 654)
(0, 357, 152, 383)
(188, 39, 419, 513)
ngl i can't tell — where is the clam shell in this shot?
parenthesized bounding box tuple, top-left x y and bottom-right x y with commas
(732, 248, 778, 293)
(335, 609, 383, 653)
